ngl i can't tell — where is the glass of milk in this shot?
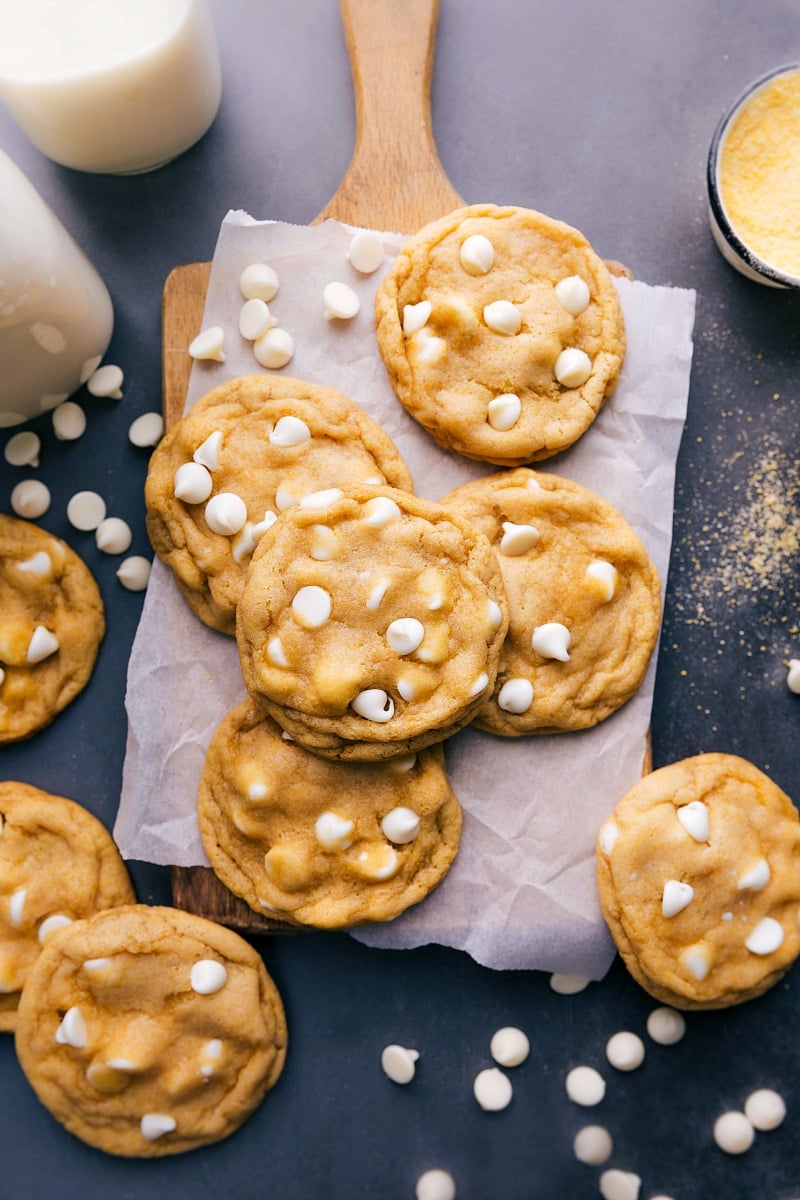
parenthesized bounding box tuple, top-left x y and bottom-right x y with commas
(0, 0, 221, 174)
(0, 148, 113, 427)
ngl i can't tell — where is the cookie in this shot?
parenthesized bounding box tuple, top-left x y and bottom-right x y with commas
(15, 904, 287, 1156)
(145, 374, 414, 633)
(0, 513, 105, 743)
(198, 701, 462, 928)
(375, 203, 626, 466)
(441, 469, 661, 734)
(236, 483, 509, 760)
(0, 781, 135, 1032)
(597, 753, 800, 1010)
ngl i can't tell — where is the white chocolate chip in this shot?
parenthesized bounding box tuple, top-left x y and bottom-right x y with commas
(713, 1111, 754, 1155)
(745, 916, 784, 956)
(347, 229, 384, 274)
(267, 637, 288, 668)
(677, 800, 709, 842)
(498, 678, 533, 714)
(55, 1006, 88, 1048)
(490, 1027, 529, 1068)
(174, 461, 213, 504)
(352, 689, 394, 723)
(599, 1168, 642, 1200)
(661, 879, 694, 918)
(483, 299, 521, 335)
(8, 888, 25, 926)
(140, 1113, 177, 1141)
(487, 393, 521, 431)
(315, 812, 355, 851)
(310, 525, 338, 561)
(52, 401, 86, 441)
(788, 658, 800, 694)
(381, 807, 420, 844)
(239, 297, 276, 341)
(473, 1067, 512, 1111)
(555, 347, 592, 387)
(681, 941, 713, 981)
(189, 326, 225, 362)
(550, 973, 590, 995)
(388, 754, 417, 774)
(128, 412, 164, 447)
(415, 1169, 456, 1200)
(199, 1038, 223, 1077)
(253, 327, 294, 369)
(5, 431, 40, 467)
(459, 234, 495, 275)
(252, 511, 277, 542)
(586, 560, 619, 602)
(190, 959, 228, 995)
(270, 415, 311, 447)
(116, 556, 151, 591)
(598, 820, 619, 855)
(738, 858, 771, 891)
(66, 489, 106, 531)
(605, 1031, 645, 1071)
(366, 578, 390, 611)
(27, 625, 59, 663)
(351, 844, 399, 880)
(193, 430, 223, 470)
(363, 496, 401, 527)
(275, 481, 302, 511)
(299, 488, 342, 510)
(386, 618, 425, 655)
(205, 493, 248, 536)
(10, 479, 50, 518)
(646, 1006, 686, 1046)
(239, 262, 279, 301)
(573, 1124, 613, 1165)
(17, 552, 52, 577)
(565, 1065, 606, 1106)
(487, 600, 503, 629)
(744, 1088, 786, 1131)
(87, 364, 124, 398)
(323, 281, 360, 320)
(499, 521, 540, 556)
(403, 300, 432, 335)
(82, 957, 112, 972)
(96, 517, 132, 555)
(469, 672, 489, 697)
(555, 275, 591, 316)
(38, 913, 72, 943)
(532, 622, 571, 661)
(412, 329, 446, 365)
(292, 585, 332, 629)
(381, 1044, 419, 1084)
(396, 676, 418, 701)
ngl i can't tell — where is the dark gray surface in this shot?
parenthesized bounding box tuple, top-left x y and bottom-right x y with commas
(1, 2, 799, 1197)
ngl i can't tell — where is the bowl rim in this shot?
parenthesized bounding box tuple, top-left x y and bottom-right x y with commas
(707, 61, 800, 288)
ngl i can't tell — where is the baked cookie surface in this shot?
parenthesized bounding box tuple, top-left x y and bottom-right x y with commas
(0, 781, 135, 1032)
(442, 469, 661, 734)
(597, 753, 800, 1010)
(236, 483, 509, 760)
(145, 374, 413, 633)
(199, 701, 462, 928)
(0, 514, 105, 743)
(375, 204, 626, 466)
(15, 904, 287, 1156)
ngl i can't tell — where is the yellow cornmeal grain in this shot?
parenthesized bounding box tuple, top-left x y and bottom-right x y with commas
(720, 69, 800, 276)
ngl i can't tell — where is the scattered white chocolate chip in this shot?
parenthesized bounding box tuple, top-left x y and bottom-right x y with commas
(415, 1168, 456, 1200)
(299, 487, 342, 510)
(565, 1065, 606, 1106)
(190, 959, 228, 995)
(555, 347, 592, 388)
(483, 299, 521, 335)
(386, 618, 425, 655)
(189, 325, 225, 362)
(389, 754, 417, 774)
(239, 297, 276, 341)
(550, 973, 590, 995)
(555, 275, 591, 316)
(468, 672, 489, 697)
(661, 879, 694, 918)
(744, 1088, 786, 1131)
(599, 1168, 642, 1200)
(253, 326, 294, 369)
(267, 636, 288, 667)
(27, 625, 59, 663)
(713, 1110, 754, 1155)
(199, 1038, 223, 1077)
(275, 481, 303, 511)
(347, 229, 384, 274)
(52, 401, 86, 441)
(738, 858, 771, 891)
(82, 957, 112, 972)
(363, 495, 401, 527)
(292, 585, 332, 629)
(499, 521, 539, 556)
(490, 1027, 529, 1068)
(5, 430, 40, 467)
(10, 479, 50, 518)
(270, 415, 311, 447)
(55, 1006, 88, 1048)
(96, 517, 132, 555)
(598, 820, 619, 856)
(586, 560, 618, 602)
(9, 888, 25, 926)
(205, 492, 248, 536)
(351, 844, 399, 881)
(38, 914, 72, 943)
(352, 689, 395, 722)
(605, 1031, 645, 1071)
(116, 556, 152, 592)
(413, 329, 446, 365)
(403, 300, 432, 335)
(646, 1006, 686, 1046)
(310, 525, 338, 561)
(193, 430, 223, 470)
(498, 678, 533, 714)
(323, 280, 360, 320)
(487, 393, 521, 431)
(87, 364, 124, 398)
(128, 411, 164, 447)
(380, 1044, 419, 1085)
(459, 234, 495, 275)
(315, 812, 355, 851)
(745, 916, 784, 955)
(366, 578, 391, 611)
(140, 1113, 177, 1141)
(17, 552, 51, 576)
(473, 1067, 513, 1111)
(66, 489, 106, 531)
(573, 1124, 613, 1166)
(487, 599, 503, 630)
(252, 511, 277, 542)
(787, 659, 800, 694)
(681, 942, 712, 981)
(381, 807, 420, 844)
(677, 800, 709, 843)
(532, 622, 571, 661)
(240, 262, 279, 301)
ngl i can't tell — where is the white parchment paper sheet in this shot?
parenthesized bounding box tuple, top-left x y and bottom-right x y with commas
(116, 213, 696, 978)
